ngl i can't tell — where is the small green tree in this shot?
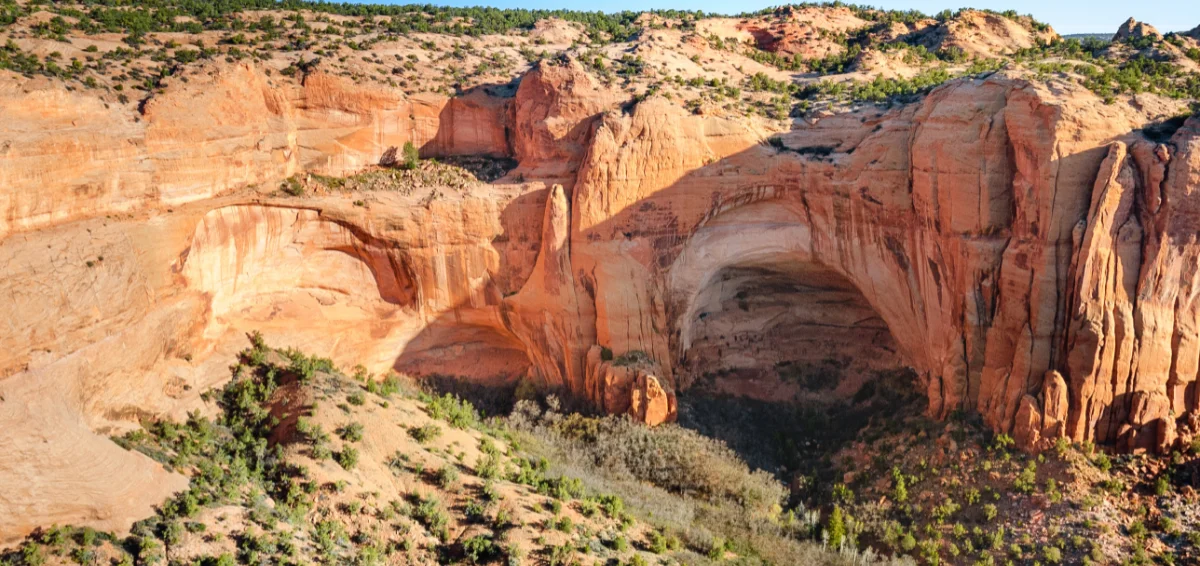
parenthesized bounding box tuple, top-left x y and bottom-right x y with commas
(21, 543, 46, 566)
(891, 467, 908, 503)
(337, 446, 359, 470)
(1155, 475, 1171, 496)
(402, 141, 420, 170)
(827, 505, 846, 549)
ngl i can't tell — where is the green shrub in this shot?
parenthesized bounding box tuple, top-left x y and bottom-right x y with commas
(337, 446, 359, 470)
(20, 543, 46, 566)
(1128, 520, 1148, 540)
(280, 177, 304, 196)
(1013, 462, 1037, 494)
(410, 423, 442, 443)
(339, 422, 364, 443)
(1154, 475, 1171, 496)
(421, 393, 480, 429)
(414, 495, 449, 540)
(826, 506, 846, 549)
(576, 499, 599, 518)
(464, 500, 487, 522)
(462, 534, 497, 564)
(366, 374, 402, 398)
(502, 543, 524, 566)
(436, 465, 460, 489)
(546, 543, 575, 566)
(891, 467, 908, 503)
(476, 455, 501, 480)
(311, 443, 333, 461)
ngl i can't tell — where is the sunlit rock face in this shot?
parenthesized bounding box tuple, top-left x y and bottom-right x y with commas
(3, 54, 1200, 541)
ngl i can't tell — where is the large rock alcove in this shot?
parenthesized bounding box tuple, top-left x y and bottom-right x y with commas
(669, 200, 904, 402)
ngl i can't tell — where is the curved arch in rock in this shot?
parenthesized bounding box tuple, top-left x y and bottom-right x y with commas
(668, 199, 907, 399)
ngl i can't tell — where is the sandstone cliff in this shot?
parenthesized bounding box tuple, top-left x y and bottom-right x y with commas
(0, 62, 509, 242)
(3, 49, 1200, 542)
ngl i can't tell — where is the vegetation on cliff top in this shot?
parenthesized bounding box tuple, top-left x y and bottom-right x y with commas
(0, 0, 703, 41)
(2, 0, 1197, 121)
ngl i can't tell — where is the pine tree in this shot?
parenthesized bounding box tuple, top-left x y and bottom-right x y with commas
(892, 466, 908, 503)
(827, 505, 846, 550)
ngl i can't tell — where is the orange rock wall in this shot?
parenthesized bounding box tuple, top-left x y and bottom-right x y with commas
(504, 62, 1200, 454)
(4, 61, 1200, 527)
(0, 62, 509, 241)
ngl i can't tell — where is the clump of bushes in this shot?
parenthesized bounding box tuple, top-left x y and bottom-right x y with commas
(421, 392, 480, 429)
(410, 423, 442, 443)
(510, 402, 785, 511)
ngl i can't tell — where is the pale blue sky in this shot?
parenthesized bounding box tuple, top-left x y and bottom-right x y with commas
(390, 1, 1200, 35)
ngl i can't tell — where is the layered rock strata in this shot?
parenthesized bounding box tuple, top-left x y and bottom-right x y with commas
(3, 56, 1200, 540)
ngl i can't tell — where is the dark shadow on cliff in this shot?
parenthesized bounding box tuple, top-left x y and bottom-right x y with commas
(418, 80, 517, 162)
(389, 184, 548, 413)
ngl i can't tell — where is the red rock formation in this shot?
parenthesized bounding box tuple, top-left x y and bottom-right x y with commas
(509, 59, 622, 181)
(7, 52, 1200, 542)
(506, 63, 1197, 457)
(921, 10, 1058, 58)
(1113, 18, 1161, 42)
(0, 61, 510, 241)
(736, 6, 867, 61)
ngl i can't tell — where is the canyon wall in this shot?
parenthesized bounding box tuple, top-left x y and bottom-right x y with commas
(0, 62, 508, 242)
(3, 55, 1200, 540)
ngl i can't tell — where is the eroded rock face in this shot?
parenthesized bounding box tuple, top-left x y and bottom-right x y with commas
(736, 6, 868, 60)
(509, 63, 1200, 457)
(509, 58, 622, 182)
(0, 62, 509, 241)
(4, 54, 1200, 541)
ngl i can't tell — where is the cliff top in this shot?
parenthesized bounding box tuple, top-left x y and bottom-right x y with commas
(1, 0, 1197, 123)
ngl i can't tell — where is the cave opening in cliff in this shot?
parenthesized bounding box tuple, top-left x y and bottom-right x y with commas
(678, 260, 903, 399)
(674, 257, 925, 493)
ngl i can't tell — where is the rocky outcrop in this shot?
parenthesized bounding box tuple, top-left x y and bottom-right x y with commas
(583, 346, 676, 426)
(509, 64, 1197, 456)
(911, 10, 1057, 59)
(1013, 371, 1069, 450)
(509, 59, 622, 181)
(736, 6, 867, 60)
(1113, 18, 1161, 42)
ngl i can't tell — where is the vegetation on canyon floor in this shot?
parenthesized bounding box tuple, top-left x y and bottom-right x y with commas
(680, 366, 1200, 566)
(5, 336, 1200, 565)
